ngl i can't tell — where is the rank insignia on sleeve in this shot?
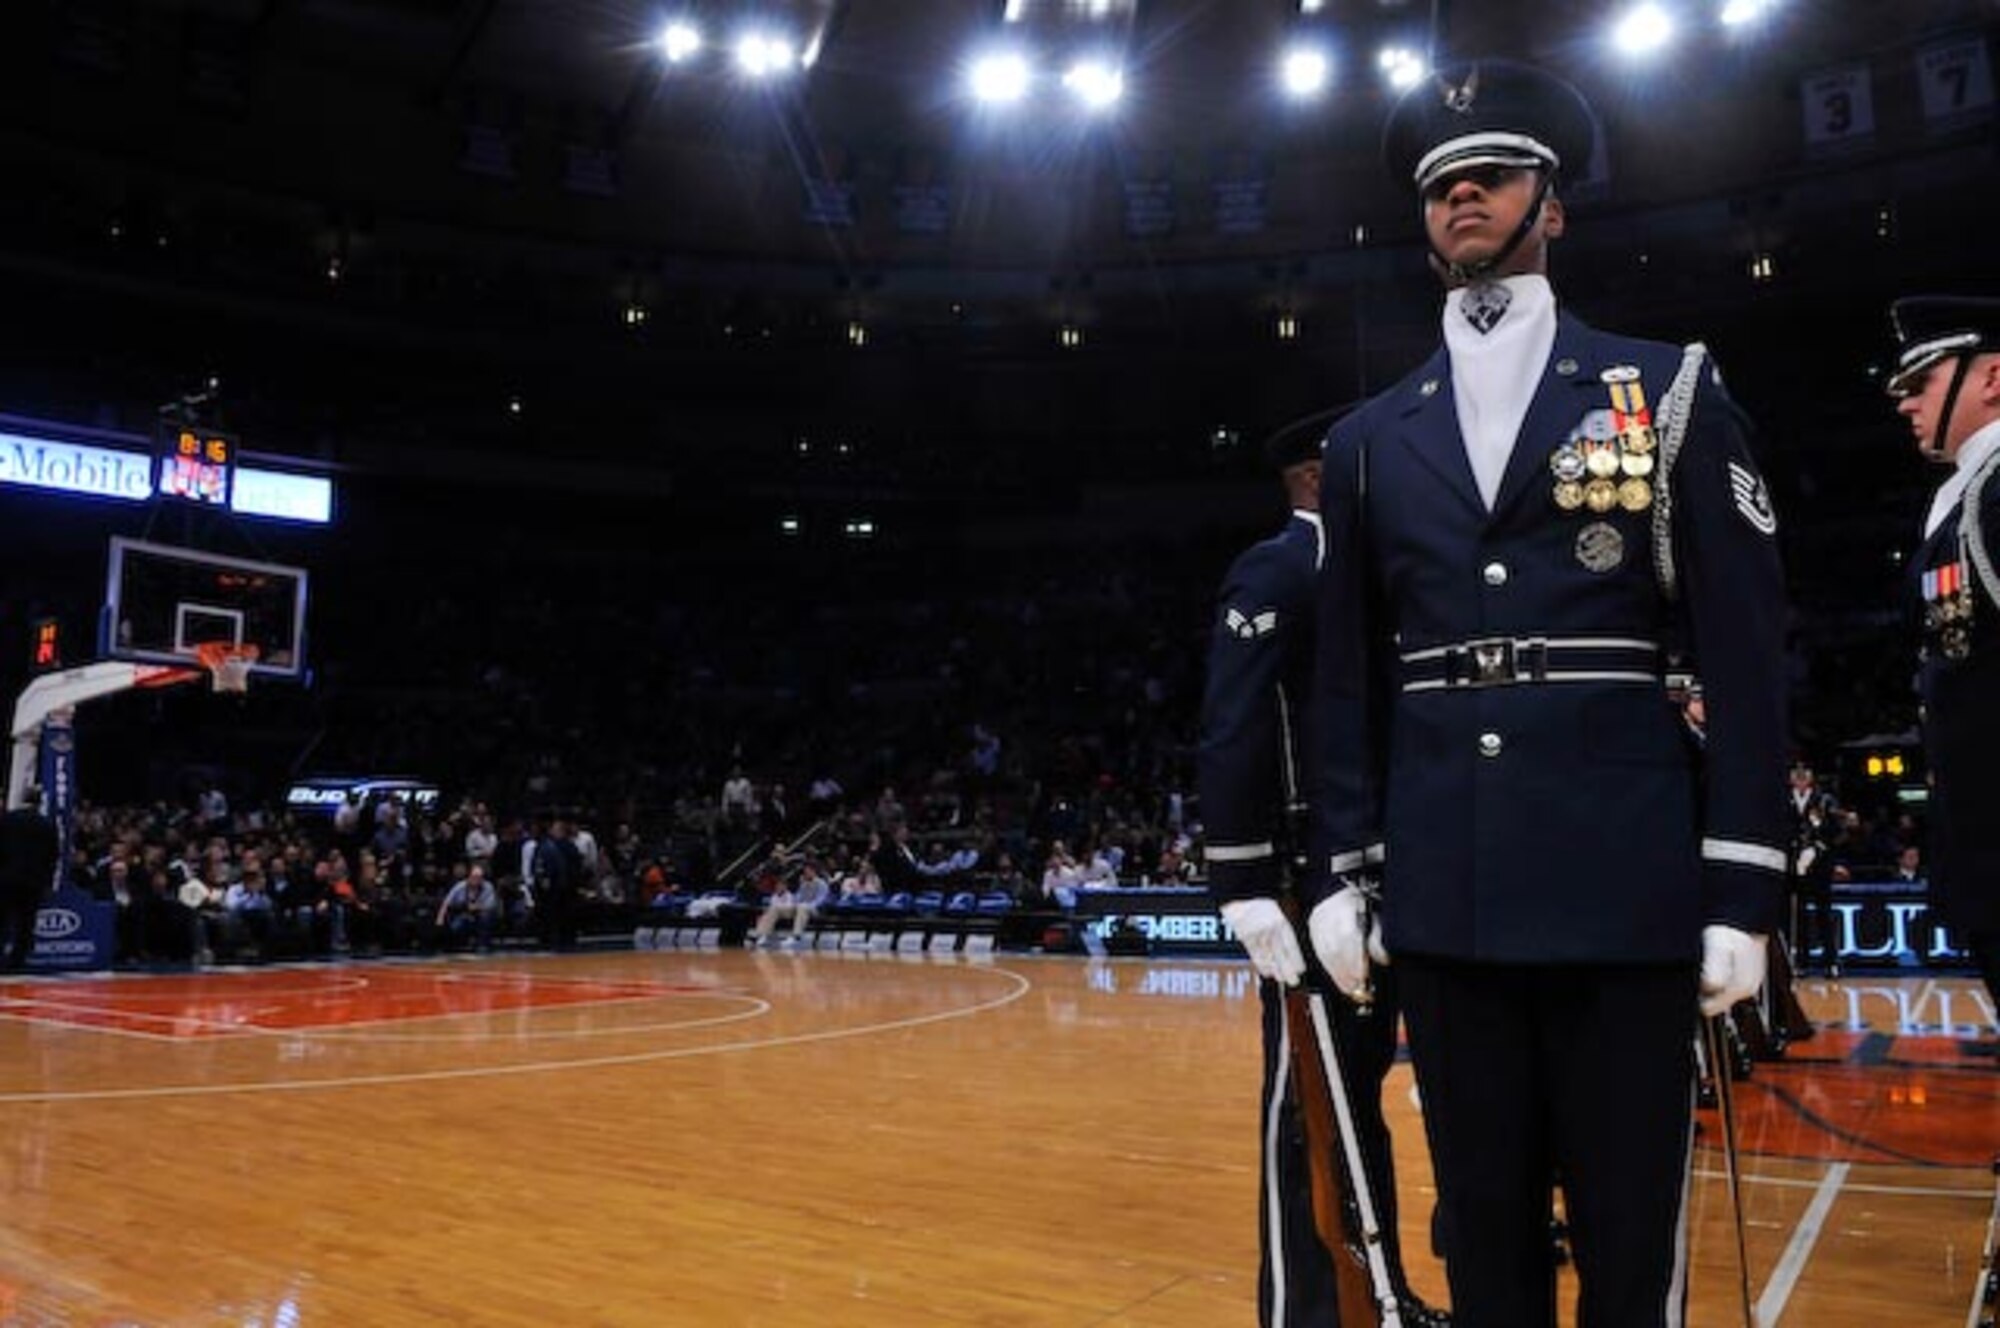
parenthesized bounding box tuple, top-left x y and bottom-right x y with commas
(1225, 607, 1280, 639)
(1728, 461, 1778, 535)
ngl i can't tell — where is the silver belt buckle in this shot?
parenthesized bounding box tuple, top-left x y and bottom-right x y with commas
(1451, 636, 1547, 687)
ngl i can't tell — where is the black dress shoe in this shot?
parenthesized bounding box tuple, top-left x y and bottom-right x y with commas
(1396, 1296, 1453, 1326)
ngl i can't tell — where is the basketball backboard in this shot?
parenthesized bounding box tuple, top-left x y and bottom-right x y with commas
(101, 537, 309, 680)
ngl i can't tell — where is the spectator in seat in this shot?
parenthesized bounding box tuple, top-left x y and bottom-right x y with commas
(839, 859, 882, 901)
(1041, 841, 1083, 901)
(1894, 845, 1925, 884)
(721, 767, 756, 827)
(221, 854, 276, 961)
(464, 813, 498, 866)
(436, 864, 499, 952)
(875, 824, 922, 893)
(751, 858, 833, 945)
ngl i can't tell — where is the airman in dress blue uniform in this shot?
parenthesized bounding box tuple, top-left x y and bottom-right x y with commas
(1886, 295, 2000, 1007)
(1301, 60, 1790, 1327)
(1199, 427, 1445, 1326)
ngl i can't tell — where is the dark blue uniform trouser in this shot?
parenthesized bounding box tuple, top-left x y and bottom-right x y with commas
(1398, 958, 1698, 1328)
(1256, 968, 1405, 1327)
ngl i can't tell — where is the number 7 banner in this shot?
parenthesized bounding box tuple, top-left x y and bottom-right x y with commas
(1917, 35, 1995, 129)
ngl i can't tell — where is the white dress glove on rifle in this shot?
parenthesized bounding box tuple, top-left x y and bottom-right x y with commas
(1699, 924, 1767, 1017)
(1307, 884, 1389, 1001)
(1219, 898, 1307, 986)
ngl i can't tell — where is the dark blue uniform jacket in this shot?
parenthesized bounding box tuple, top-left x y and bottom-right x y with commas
(1200, 512, 1323, 903)
(1307, 312, 1790, 964)
(1914, 451, 2000, 935)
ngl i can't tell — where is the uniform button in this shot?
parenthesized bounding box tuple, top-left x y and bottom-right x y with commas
(1482, 561, 1509, 586)
(1478, 732, 1503, 758)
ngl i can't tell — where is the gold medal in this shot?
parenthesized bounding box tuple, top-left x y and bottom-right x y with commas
(1619, 450, 1655, 478)
(1617, 477, 1653, 512)
(1553, 480, 1585, 510)
(1585, 478, 1617, 513)
(1585, 444, 1621, 479)
(1622, 424, 1657, 455)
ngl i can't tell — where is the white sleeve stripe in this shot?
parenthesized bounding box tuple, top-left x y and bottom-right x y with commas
(1328, 843, 1387, 874)
(1208, 842, 1275, 863)
(1701, 838, 1787, 874)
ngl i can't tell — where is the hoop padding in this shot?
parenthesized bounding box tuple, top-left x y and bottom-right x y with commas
(193, 641, 260, 694)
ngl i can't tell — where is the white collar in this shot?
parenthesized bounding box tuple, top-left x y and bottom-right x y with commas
(1291, 508, 1325, 571)
(1440, 274, 1559, 511)
(1924, 418, 2000, 539)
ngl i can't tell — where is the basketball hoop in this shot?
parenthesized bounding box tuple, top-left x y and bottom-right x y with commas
(193, 641, 259, 694)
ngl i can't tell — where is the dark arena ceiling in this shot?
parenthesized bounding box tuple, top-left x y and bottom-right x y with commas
(0, 0, 1993, 515)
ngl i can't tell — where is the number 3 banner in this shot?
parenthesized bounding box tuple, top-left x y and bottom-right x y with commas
(1800, 64, 1875, 148)
(1917, 36, 1995, 128)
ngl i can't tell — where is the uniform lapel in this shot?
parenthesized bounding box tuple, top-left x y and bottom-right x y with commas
(1486, 312, 1599, 527)
(1914, 507, 1961, 574)
(1393, 347, 1487, 522)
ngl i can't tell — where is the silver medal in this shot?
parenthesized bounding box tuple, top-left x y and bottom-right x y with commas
(1574, 521, 1626, 574)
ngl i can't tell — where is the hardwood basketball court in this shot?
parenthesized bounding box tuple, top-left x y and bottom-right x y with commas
(0, 953, 1992, 1325)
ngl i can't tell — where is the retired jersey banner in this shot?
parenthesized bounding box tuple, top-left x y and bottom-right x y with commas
(37, 713, 75, 892)
(1211, 176, 1268, 236)
(1916, 35, 1995, 129)
(1122, 178, 1175, 238)
(1801, 64, 1875, 150)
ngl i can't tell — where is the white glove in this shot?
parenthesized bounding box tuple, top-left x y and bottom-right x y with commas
(1219, 898, 1307, 987)
(1699, 925, 1768, 1017)
(1308, 885, 1389, 1001)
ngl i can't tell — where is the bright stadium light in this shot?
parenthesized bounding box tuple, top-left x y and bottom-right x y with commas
(1280, 45, 1331, 99)
(1063, 58, 1124, 111)
(659, 21, 702, 64)
(1378, 45, 1427, 91)
(734, 31, 797, 78)
(968, 50, 1032, 104)
(1612, 3, 1676, 57)
(1719, 0, 1778, 26)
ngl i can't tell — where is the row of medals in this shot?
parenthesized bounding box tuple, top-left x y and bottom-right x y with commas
(1550, 425, 1655, 514)
(1926, 575, 1973, 661)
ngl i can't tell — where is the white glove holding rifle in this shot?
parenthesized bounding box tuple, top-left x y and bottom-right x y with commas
(1308, 879, 1390, 1002)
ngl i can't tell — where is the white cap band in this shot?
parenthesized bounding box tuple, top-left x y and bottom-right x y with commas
(1887, 331, 1984, 394)
(1415, 130, 1559, 190)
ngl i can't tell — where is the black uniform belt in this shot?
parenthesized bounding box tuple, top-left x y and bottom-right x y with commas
(1399, 635, 1662, 692)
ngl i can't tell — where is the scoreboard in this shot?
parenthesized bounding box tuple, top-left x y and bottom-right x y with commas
(156, 424, 234, 507)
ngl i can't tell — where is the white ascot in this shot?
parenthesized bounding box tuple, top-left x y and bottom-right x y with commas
(1444, 273, 1558, 511)
(1924, 418, 2000, 539)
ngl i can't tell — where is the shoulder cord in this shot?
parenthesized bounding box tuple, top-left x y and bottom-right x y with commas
(1960, 444, 2000, 614)
(1650, 342, 1711, 602)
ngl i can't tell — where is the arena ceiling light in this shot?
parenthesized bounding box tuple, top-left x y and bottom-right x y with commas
(1611, 3, 1677, 57)
(1377, 45, 1426, 91)
(734, 31, 799, 79)
(1280, 45, 1331, 100)
(658, 20, 702, 65)
(1062, 57, 1124, 111)
(1719, 0, 1779, 27)
(968, 50, 1033, 104)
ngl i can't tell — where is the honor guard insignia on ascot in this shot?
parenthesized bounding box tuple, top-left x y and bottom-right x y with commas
(1886, 294, 2000, 1011)
(1306, 57, 1791, 1328)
